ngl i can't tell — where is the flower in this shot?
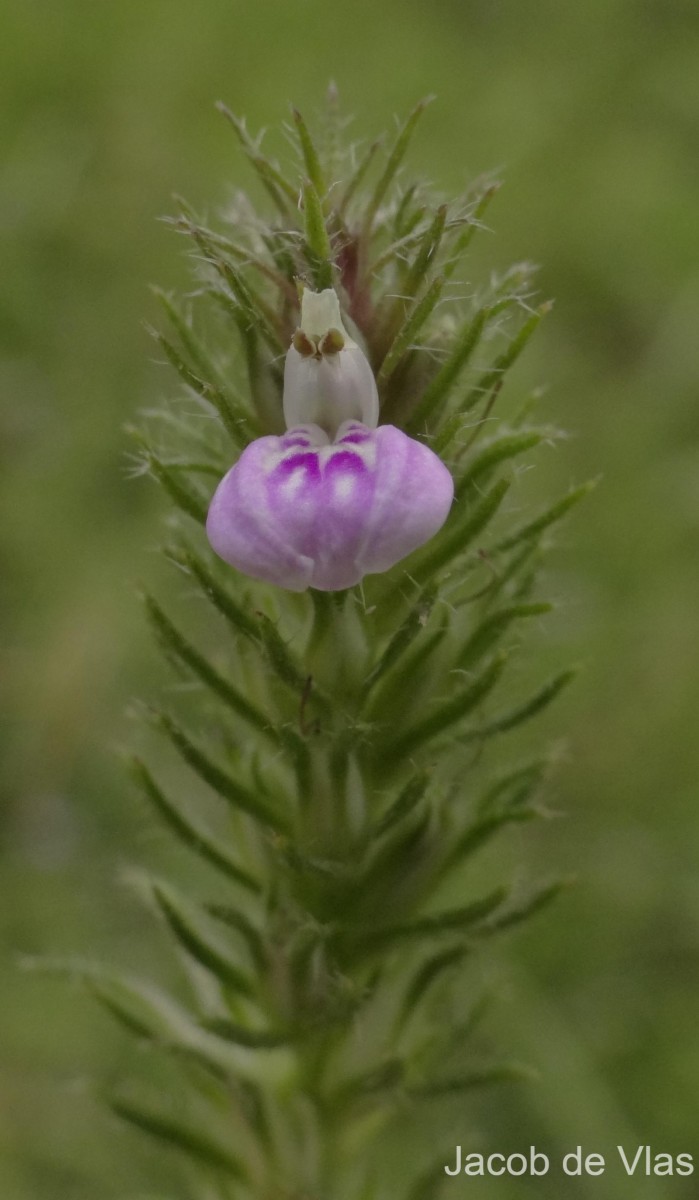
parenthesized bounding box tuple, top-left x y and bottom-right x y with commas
(206, 421, 453, 592)
(283, 288, 379, 436)
(206, 287, 453, 592)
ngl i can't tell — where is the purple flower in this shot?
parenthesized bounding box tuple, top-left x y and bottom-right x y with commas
(206, 420, 453, 592)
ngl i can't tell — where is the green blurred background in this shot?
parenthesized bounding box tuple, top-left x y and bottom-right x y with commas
(2, 0, 699, 1196)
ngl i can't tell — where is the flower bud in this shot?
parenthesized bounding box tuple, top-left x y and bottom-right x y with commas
(206, 421, 453, 592)
(283, 288, 379, 437)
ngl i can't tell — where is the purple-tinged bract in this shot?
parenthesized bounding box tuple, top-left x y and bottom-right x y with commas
(206, 420, 454, 592)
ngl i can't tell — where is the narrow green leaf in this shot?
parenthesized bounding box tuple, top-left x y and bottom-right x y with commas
(153, 884, 255, 995)
(442, 182, 500, 281)
(392, 182, 419, 237)
(292, 107, 326, 199)
(407, 477, 510, 587)
(355, 887, 507, 950)
(184, 217, 297, 303)
(480, 539, 539, 607)
(130, 758, 261, 894)
(477, 758, 549, 817)
(172, 545, 308, 693)
(207, 262, 283, 355)
(202, 1017, 291, 1049)
(461, 668, 577, 743)
(256, 612, 308, 694)
(399, 944, 470, 1026)
(303, 180, 334, 290)
(153, 710, 289, 833)
(358, 808, 432, 897)
(205, 903, 266, 970)
(465, 303, 551, 408)
(434, 304, 550, 456)
(376, 275, 445, 387)
(484, 878, 572, 934)
(87, 976, 243, 1080)
(442, 808, 535, 876)
(153, 457, 224, 478)
(152, 290, 249, 438)
(456, 603, 552, 671)
(171, 545, 258, 640)
(381, 653, 506, 762)
(361, 587, 437, 701)
(216, 102, 297, 214)
(366, 628, 447, 730)
(110, 1093, 246, 1179)
(144, 594, 277, 742)
(332, 1059, 405, 1106)
(412, 1062, 531, 1098)
(372, 773, 429, 837)
(363, 97, 434, 235)
(143, 446, 208, 525)
(401, 204, 448, 299)
(493, 481, 595, 553)
(408, 308, 488, 430)
(455, 429, 544, 496)
(337, 139, 380, 218)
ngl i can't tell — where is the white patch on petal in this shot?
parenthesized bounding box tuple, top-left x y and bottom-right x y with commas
(334, 474, 355, 501)
(281, 467, 308, 498)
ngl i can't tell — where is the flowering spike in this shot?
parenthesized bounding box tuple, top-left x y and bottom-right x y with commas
(60, 99, 589, 1200)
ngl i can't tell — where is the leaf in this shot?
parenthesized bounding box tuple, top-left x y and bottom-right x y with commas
(292, 107, 326, 199)
(406, 477, 510, 587)
(144, 594, 277, 742)
(24, 958, 256, 1081)
(455, 428, 545, 496)
(441, 808, 535, 878)
(456, 602, 551, 671)
(434, 304, 551, 455)
(401, 204, 448, 300)
(336, 139, 380, 218)
(372, 773, 429, 838)
(376, 275, 446, 387)
(493, 481, 595, 553)
(169, 545, 259, 641)
(381, 653, 506, 762)
(411, 1062, 532, 1098)
(347, 887, 507, 952)
(151, 288, 246, 439)
(332, 1058, 405, 1107)
(362, 97, 434, 235)
(408, 307, 488, 430)
(460, 668, 577, 742)
(205, 258, 283, 355)
(303, 180, 333, 290)
(130, 758, 261, 893)
(442, 182, 500, 281)
(358, 807, 432, 900)
(130, 433, 208, 525)
(361, 587, 437, 701)
(398, 944, 470, 1027)
(202, 1017, 291, 1049)
(482, 877, 572, 934)
(216, 103, 297, 214)
(477, 758, 549, 817)
(255, 611, 308, 694)
(205, 902, 267, 970)
(153, 709, 289, 832)
(110, 1092, 246, 1179)
(153, 883, 255, 995)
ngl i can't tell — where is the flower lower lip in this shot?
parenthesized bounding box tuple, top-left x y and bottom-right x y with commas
(206, 421, 454, 592)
